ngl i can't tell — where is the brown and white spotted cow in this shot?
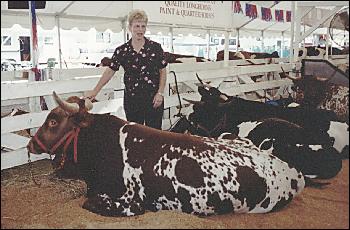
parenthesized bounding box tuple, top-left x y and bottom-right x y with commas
(27, 92, 305, 217)
(164, 52, 210, 64)
(282, 68, 349, 123)
(216, 50, 279, 61)
(298, 46, 347, 59)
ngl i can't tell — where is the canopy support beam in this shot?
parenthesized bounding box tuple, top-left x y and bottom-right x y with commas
(298, 1, 348, 7)
(237, 1, 281, 29)
(295, 6, 342, 44)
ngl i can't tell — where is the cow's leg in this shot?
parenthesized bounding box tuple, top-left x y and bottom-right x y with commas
(82, 193, 145, 217)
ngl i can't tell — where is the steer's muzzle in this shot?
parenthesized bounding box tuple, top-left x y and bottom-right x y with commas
(27, 139, 34, 153)
(27, 138, 40, 154)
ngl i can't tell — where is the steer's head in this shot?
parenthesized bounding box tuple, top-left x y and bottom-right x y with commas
(183, 76, 233, 137)
(195, 74, 229, 104)
(27, 91, 93, 155)
(184, 98, 227, 137)
(281, 67, 329, 106)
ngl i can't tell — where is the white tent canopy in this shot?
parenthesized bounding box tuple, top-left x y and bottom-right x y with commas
(1, 1, 131, 32)
(1, 1, 348, 36)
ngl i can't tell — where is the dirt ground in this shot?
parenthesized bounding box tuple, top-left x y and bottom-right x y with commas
(1, 159, 349, 229)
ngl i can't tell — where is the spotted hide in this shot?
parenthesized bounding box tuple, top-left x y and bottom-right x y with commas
(282, 69, 349, 123)
(27, 92, 305, 217)
(217, 118, 342, 179)
(216, 50, 279, 61)
(170, 115, 343, 179)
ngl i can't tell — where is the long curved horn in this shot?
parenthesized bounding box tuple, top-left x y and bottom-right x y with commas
(281, 67, 302, 81)
(196, 73, 212, 88)
(219, 94, 229, 102)
(53, 91, 79, 114)
(83, 98, 93, 111)
(183, 98, 205, 106)
(315, 76, 329, 81)
(196, 73, 204, 85)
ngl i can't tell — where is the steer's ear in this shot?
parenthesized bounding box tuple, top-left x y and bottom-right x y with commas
(183, 98, 205, 106)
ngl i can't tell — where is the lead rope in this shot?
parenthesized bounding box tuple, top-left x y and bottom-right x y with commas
(169, 71, 183, 117)
(27, 128, 80, 187)
(27, 150, 45, 186)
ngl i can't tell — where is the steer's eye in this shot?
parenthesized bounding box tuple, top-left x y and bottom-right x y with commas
(48, 119, 57, 127)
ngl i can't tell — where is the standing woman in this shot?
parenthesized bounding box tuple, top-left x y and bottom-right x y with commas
(85, 9, 168, 129)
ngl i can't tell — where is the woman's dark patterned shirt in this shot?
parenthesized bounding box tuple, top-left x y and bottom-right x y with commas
(109, 38, 168, 100)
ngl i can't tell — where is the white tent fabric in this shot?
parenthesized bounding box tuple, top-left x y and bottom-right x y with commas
(1, 1, 348, 36)
(1, 1, 131, 32)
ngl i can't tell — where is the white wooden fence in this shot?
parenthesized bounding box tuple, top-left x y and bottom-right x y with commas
(0, 57, 309, 170)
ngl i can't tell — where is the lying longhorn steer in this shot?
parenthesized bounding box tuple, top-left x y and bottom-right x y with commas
(170, 115, 342, 179)
(217, 119, 342, 179)
(186, 82, 349, 156)
(281, 67, 349, 123)
(27, 92, 305, 217)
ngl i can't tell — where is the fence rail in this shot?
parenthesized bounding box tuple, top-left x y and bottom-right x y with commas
(2, 55, 347, 170)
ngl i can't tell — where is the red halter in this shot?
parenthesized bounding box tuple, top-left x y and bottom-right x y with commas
(33, 127, 81, 168)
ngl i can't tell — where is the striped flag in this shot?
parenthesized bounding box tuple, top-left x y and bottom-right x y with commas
(30, 1, 48, 110)
(275, 9, 284, 22)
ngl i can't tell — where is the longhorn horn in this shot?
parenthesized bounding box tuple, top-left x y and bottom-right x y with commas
(53, 91, 79, 114)
(219, 94, 229, 102)
(281, 67, 302, 81)
(315, 76, 329, 81)
(196, 73, 204, 85)
(183, 98, 205, 106)
(196, 73, 212, 88)
(53, 91, 93, 114)
(84, 98, 93, 111)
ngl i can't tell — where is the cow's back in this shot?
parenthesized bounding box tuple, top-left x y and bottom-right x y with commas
(320, 85, 349, 122)
(120, 124, 305, 215)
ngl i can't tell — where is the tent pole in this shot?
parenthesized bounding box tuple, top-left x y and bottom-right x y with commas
(261, 30, 264, 52)
(293, 1, 301, 63)
(236, 29, 240, 52)
(122, 19, 128, 43)
(281, 31, 284, 58)
(325, 32, 330, 60)
(28, 1, 41, 134)
(56, 15, 62, 70)
(224, 31, 229, 67)
(289, 1, 296, 63)
(207, 29, 210, 60)
(169, 27, 174, 53)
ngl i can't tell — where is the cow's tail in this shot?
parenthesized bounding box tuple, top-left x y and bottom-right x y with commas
(304, 177, 331, 189)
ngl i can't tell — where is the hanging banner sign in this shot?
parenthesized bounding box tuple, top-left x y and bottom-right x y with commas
(133, 1, 232, 29)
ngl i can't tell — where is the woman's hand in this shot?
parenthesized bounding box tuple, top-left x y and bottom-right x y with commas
(153, 92, 164, 108)
(84, 90, 98, 101)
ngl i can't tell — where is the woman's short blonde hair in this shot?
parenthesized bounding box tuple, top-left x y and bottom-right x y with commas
(128, 9, 148, 26)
